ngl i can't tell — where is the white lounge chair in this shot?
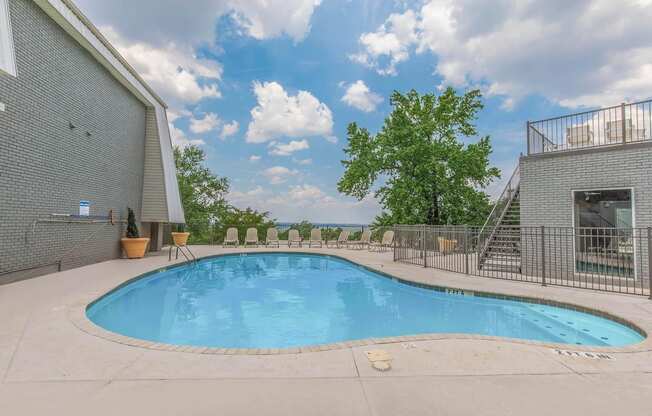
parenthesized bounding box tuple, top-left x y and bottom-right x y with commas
(326, 230, 350, 248)
(566, 125, 593, 147)
(347, 230, 371, 250)
(288, 229, 302, 248)
(266, 228, 280, 247)
(223, 227, 238, 247)
(370, 230, 394, 252)
(244, 227, 259, 247)
(309, 228, 322, 248)
(437, 236, 457, 254)
(605, 119, 645, 143)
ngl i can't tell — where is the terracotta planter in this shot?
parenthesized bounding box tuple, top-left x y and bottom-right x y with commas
(121, 237, 150, 259)
(171, 232, 190, 247)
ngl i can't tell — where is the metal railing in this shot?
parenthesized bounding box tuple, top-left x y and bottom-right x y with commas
(477, 163, 520, 266)
(527, 99, 652, 155)
(394, 225, 651, 297)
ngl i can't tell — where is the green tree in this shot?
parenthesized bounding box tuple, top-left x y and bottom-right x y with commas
(338, 87, 500, 226)
(174, 146, 230, 241)
(174, 145, 274, 243)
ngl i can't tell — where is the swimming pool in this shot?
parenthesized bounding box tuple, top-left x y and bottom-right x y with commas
(87, 253, 644, 349)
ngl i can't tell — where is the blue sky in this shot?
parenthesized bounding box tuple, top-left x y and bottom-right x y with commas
(75, 0, 652, 223)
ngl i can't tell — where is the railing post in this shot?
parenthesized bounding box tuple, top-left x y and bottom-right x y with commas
(540, 225, 546, 287)
(422, 224, 427, 268)
(526, 121, 531, 155)
(464, 225, 469, 275)
(621, 103, 627, 145)
(647, 227, 652, 300)
(393, 226, 397, 262)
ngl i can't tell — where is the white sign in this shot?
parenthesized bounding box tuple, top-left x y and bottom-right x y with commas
(79, 200, 90, 216)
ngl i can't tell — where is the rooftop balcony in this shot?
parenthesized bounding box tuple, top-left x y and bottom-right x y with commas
(526, 99, 652, 155)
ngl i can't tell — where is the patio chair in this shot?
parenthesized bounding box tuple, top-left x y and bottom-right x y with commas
(437, 236, 457, 255)
(266, 228, 280, 247)
(369, 230, 395, 252)
(326, 230, 350, 248)
(347, 230, 371, 250)
(223, 227, 238, 247)
(288, 229, 302, 248)
(309, 228, 323, 248)
(604, 119, 645, 143)
(566, 125, 593, 147)
(244, 228, 259, 247)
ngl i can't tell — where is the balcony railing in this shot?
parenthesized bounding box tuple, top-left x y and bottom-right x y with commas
(527, 99, 652, 155)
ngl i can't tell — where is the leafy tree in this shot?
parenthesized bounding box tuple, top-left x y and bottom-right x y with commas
(174, 145, 274, 243)
(338, 87, 500, 226)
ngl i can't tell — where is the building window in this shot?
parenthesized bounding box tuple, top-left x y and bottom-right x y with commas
(573, 189, 634, 278)
(0, 0, 17, 77)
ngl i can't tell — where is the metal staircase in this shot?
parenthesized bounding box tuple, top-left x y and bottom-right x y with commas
(478, 164, 521, 273)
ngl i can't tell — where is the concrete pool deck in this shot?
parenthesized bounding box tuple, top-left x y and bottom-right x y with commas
(1, 245, 652, 415)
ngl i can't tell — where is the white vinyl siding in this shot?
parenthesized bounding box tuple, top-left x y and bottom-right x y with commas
(0, 0, 17, 76)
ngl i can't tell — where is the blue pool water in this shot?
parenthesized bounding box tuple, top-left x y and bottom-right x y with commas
(87, 253, 644, 348)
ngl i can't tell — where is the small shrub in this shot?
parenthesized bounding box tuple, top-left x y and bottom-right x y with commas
(126, 207, 139, 238)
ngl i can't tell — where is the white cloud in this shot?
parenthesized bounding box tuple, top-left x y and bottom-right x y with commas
(76, 0, 323, 46)
(246, 81, 334, 143)
(189, 113, 221, 134)
(101, 26, 221, 108)
(351, 0, 652, 108)
(349, 9, 418, 76)
(294, 158, 313, 165)
(220, 120, 240, 139)
(324, 135, 338, 144)
(249, 155, 262, 162)
(341, 80, 383, 112)
(167, 109, 192, 123)
(229, 0, 323, 42)
(262, 166, 299, 185)
(268, 139, 310, 156)
(229, 184, 382, 223)
(169, 123, 205, 149)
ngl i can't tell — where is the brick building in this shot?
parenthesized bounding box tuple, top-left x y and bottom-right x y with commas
(0, 0, 184, 283)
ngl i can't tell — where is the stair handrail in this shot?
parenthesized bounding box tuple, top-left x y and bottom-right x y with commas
(478, 163, 520, 266)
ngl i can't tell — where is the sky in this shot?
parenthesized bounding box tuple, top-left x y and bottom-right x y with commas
(75, 0, 652, 224)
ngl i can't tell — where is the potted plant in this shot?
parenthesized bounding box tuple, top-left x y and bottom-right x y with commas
(120, 207, 150, 258)
(171, 223, 190, 247)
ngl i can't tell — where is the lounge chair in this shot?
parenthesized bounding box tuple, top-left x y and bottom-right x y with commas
(347, 230, 371, 250)
(326, 230, 350, 248)
(370, 230, 394, 252)
(437, 237, 457, 254)
(244, 227, 259, 247)
(566, 125, 593, 147)
(266, 228, 280, 247)
(288, 229, 302, 248)
(223, 227, 238, 247)
(309, 228, 322, 248)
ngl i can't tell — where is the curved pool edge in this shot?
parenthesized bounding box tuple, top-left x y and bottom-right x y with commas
(71, 250, 650, 355)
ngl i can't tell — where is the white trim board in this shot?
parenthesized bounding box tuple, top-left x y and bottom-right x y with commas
(0, 0, 17, 77)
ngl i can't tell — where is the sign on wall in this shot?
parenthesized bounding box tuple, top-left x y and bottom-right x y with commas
(79, 200, 90, 216)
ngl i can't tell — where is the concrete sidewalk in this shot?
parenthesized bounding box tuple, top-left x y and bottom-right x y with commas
(1, 246, 651, 415)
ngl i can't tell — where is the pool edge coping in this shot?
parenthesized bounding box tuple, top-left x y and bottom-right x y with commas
(68, 250, 651, 356)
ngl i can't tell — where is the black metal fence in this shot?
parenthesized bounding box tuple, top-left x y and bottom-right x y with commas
(527, 99, 652, 155)
(394, 225, 651, 297)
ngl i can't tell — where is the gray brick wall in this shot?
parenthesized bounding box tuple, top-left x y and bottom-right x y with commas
(0, 0, 147, 283)
(519, 143, 652, 283)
